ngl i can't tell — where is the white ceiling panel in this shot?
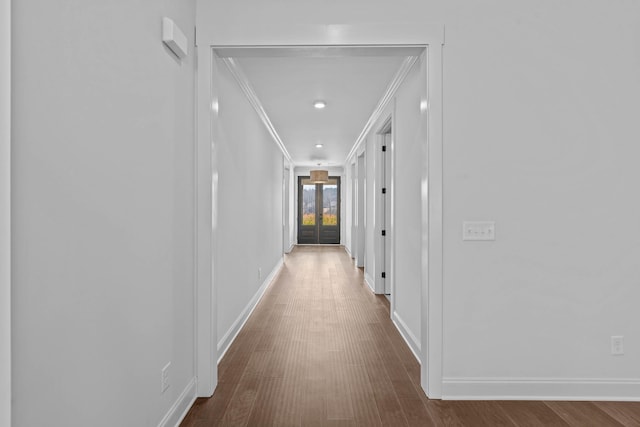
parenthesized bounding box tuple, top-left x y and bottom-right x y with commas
(234, 54, 408, 167)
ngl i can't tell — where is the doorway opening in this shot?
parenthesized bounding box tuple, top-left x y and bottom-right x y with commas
(297, 176, 340, 244)
(378, 121, 392, 297)
(196, 28, 445, 398)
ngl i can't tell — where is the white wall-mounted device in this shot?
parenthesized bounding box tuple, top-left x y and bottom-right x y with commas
(463, 221, 496, 241)
(162, 17, 188, 59)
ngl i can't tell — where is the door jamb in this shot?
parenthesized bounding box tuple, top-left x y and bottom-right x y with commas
(1, 0, 11, 420)
(356, 152, 366, 268)
(376, 116, 394, 310)
(283, 165, 291, 253)
(195, 46, 218, 397)
(195, 24, 445, 398)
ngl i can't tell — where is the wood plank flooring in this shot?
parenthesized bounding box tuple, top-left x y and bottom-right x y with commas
(180, 246, 640, 426)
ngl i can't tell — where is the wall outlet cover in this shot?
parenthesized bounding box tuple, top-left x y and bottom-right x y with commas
(161, 362, 171, 393)
(611, 336, 624, 356)
(463, 221, 496, 241)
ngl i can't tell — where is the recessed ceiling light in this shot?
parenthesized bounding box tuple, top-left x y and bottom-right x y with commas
(315, 144, 323, 148)
(313, 100, 326, 109)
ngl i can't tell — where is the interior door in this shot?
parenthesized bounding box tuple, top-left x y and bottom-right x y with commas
(298, 176, 340, 244)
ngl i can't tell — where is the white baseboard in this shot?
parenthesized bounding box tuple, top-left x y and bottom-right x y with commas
(217, 258, 284, 363)
(391, 311, 421, 364)
(344, 245, 352, 258)
(285, 242, 295, 253)
(157, 377, 197, 427)
(442, 377, 640, 401)
(364, 273, 375, 292)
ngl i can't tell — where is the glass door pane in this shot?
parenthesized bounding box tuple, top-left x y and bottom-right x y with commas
(298, 177, 319, 244)
(302, 181, 316, 226)
(318, 178, 340, 244)
(322, 181, 338, 225)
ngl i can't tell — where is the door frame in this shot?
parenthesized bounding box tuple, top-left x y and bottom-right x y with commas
(1, 0, 11, 422)
(283, 166, 290, 253)
(375, 117, 394, 302)
(195, 23, 445, 398)
(356, 152, 366, 268)
(297, 176, 341, 245)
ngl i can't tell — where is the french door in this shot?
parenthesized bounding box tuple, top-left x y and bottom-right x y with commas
(298, 176, 340, 244)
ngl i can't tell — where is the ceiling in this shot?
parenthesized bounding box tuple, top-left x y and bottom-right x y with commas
(226, 49, 414, 168)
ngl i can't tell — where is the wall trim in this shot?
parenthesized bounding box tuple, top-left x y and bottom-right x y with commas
(344, 56, 419, 165)
(392, 311, 421, 364)
(196, 22, 446, 403)
(195, 45, 217, 397)
(442, 377, 640, 401)
(364, 273, 375, 293)
(0, 0, 10, 423)
(217, 258, 284, 363)
(421, 43, 445, 399)
(157, 377, 197, 427)
(198, 21, 446, 51)
(344, 245, 352, 258)
(220, 57, 293, 164)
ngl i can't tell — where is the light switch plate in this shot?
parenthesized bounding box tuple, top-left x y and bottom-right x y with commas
(463, 221, 496, 241)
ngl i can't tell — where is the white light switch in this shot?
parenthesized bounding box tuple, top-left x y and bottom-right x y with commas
(463, 221, 496, 241)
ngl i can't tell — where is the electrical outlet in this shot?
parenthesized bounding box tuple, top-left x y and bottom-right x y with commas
(161, 362, 171, 393)
(611, 336, 624, 356)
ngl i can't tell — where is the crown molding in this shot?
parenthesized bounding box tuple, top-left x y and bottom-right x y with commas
(344, 55, 420, 165)
(221, 57, 294, 164)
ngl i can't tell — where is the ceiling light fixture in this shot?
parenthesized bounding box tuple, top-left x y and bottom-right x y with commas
(310, 169, 329, 184)
(313, 100, 326, 109)
(315, 144, 323, 148)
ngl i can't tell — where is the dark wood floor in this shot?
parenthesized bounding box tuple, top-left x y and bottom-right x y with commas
(181, 246, 640, 426)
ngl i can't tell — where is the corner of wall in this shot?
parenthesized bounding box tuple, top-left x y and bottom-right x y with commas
(391, 311, 421, 364)
(364, 273, 376, 293)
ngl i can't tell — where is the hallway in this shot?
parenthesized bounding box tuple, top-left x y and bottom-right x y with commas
(180, 247, 640, 426)
(182, 246, 427, 426)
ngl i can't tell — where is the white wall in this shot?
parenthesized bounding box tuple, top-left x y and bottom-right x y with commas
(439, 3, 640, 397)
(0, 0, 10, 424)
(390, 57, 423, 354)
(12, 1, 197, 425)
(197, 0, 640, 399)
(215, 56, 284, 348)
(356, 57, 423, 353)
